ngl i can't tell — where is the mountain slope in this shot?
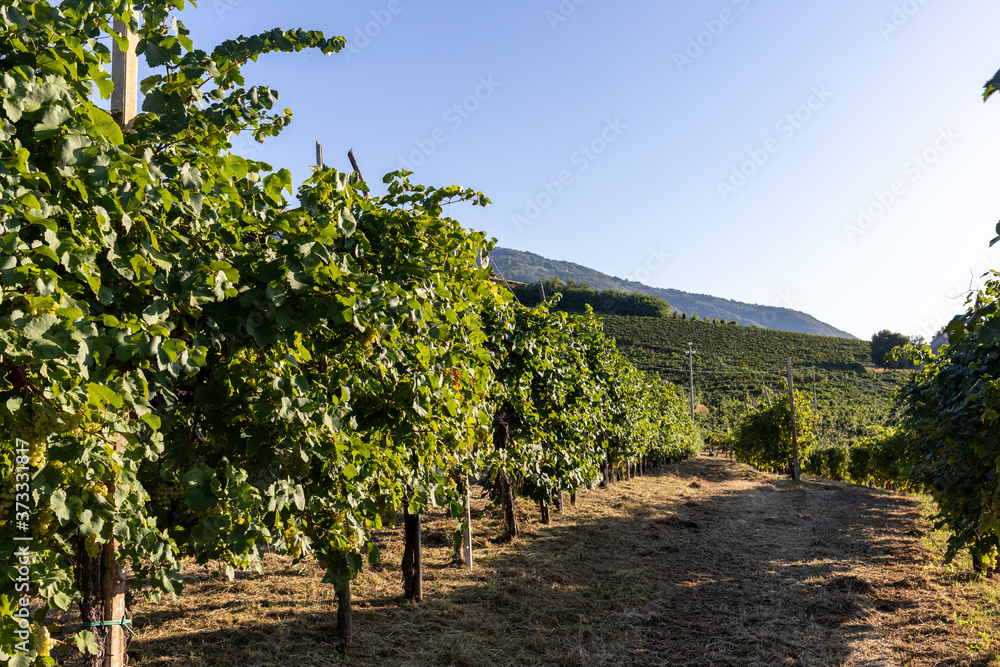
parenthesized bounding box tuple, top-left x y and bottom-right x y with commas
(489, 247, 856, 339)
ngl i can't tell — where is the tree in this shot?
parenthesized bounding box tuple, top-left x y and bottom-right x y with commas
(870, 330, 909, 367)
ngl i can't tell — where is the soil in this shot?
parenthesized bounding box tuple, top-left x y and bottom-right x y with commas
(54, 455, 1000, 666)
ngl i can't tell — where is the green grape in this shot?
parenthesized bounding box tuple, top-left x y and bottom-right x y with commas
(30, 624, 55, 657)
(31, 508, 56, 540)
(84, 532, 102, 558)
(82, 480, 106, 501)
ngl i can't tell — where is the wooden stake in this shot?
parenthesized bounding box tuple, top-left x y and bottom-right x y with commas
(111, 14, 139, 130)
(761, 376, 772, 407)
(336, 583, 352, 649)
(462, 474, 473, 571)
(97, 16, 139, 662)
(101, 539, 127, 667)
(402, 503, 422, 601)
(811, 365, 818, 411)
(316, 141, 324, 168)
(347, 149, 364, 182)
(787, 357, 800, 482)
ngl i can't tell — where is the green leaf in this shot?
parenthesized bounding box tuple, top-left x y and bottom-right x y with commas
(50, 489, 69, 522)
(77, 510, 104, 535)
(33, 104, 71, 140)
(58, 133, 92, 166)
(87, 382, 124, 410)
(84, 107, 124, 144)
(74, 630, 100, 656)
(141, 413, 162, 431)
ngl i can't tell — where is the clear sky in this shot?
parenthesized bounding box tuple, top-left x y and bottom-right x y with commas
(157, 0, 1000, 340)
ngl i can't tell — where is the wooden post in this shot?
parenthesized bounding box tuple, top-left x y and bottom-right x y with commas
(811, 365, 818, 412)
(111, 14, 139, 130)
(538, 282, 546, 303)
(493, 409, 519, 540)
(316, 141, 324, 168)
(336, 583, 352, 649)
(402, 503, 422, 601)
(347, 149, 364, 182)
(787, 357, 800, 482)
(686, 343, 695, 418)
(761, 376, 772, 407)
(462, 473, 473, 571)
(95, 16, 140, 667)
(101, 539, 127, 667)
(570, 491, 576, 507)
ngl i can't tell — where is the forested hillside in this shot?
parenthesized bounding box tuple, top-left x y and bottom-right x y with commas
(490, 247, 856, 339)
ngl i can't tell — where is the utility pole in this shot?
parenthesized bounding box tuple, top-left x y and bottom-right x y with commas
(685, 343, 696, 418)
(811, 365, 818, 412)
(787, 357, 800, 482)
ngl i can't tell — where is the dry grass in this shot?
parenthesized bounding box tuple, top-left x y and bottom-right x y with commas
(50, 456, 1000, 666)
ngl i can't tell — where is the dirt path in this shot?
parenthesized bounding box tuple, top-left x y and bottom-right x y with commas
(109, 456, 999, 667)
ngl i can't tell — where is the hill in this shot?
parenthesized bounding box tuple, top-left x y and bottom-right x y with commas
(601, 315, 909, 441)
(489, 247, 856, 339)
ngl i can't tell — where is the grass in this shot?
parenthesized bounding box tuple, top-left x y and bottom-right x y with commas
(49, 456, 1000, 666)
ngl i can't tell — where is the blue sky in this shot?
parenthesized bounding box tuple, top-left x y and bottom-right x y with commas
(158, 0, 1000, 340)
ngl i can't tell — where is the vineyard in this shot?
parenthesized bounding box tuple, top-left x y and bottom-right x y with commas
(0, 3, 699, 664)
(601, 314, 910, 440)
(3, 1, 1000, 666)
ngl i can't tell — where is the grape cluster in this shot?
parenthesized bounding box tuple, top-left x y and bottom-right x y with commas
(16, 409, 86, 446)
(81, 480, 106, 502)
(148, 481, 197, 525)
(84, 532, 102, 558)
(28, 441, 46, 469)
(30, 624, 55, 658)
(31, 508, 57, 540)
(0, 477, 14, 526)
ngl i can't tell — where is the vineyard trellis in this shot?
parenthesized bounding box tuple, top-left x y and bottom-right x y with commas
(0, 3, 702, 664)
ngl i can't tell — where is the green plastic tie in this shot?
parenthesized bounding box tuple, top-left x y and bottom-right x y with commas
(82, 616, 137, 637)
